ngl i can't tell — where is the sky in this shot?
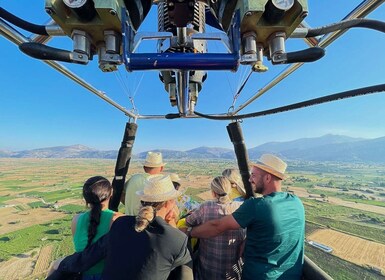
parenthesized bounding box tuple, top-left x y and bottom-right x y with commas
(1, 1, 385, 153)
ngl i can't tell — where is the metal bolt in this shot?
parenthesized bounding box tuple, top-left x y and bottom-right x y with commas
(109, 9, 117, 16)
(45, 8, 53, 15)
(245, 12, 253, 17)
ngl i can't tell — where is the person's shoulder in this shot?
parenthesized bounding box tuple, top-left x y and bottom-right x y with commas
(112, 215, 133, 226)
(239, 196, 266, 209)
(230, 200, 243, 207)
(128, 173, 148, 182)
(72, 211, 87, 223)
(112, 211, 124, 222)
(72, 213, 82, 222)
(156, 218, 187, 237)
(200, 200, 215, 207)
(278, 192, 302, 202)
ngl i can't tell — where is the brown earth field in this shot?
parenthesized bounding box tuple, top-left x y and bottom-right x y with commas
(0, 207, 67, 235)
(0, 249, 39, 280)
(308, 229, 385, 271)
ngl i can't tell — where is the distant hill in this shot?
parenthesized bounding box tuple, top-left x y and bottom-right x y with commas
(136, 147, 234, 159)
(0, 150, 15, 157)
(248, 134, 364, 160)
(4, 144, 118, 159)
(3, 135, 385, 163)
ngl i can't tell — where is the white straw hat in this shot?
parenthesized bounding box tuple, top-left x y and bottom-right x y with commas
(143, 152, 166, 168)
(250, 154, 287, 180)
(169, 173, 180, 183)
(136, 174, 183, 202)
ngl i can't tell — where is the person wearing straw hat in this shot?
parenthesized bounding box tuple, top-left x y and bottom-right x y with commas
(188, 154, 305, 280)
(121, 151, 166, 216)
(46, 174, 192, 280)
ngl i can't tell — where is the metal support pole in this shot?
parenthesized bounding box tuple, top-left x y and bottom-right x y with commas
(226, 122, 253, 199)
(109, 122, 138, 211)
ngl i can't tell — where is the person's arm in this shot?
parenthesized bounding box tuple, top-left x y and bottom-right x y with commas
(46, 233, 109, 280)
(71, 214, 80, 236)
(120, 190, 126, 205)
(190, 214, 240, 238)
(120, 178, 130, 205)
(185, 202, 203, 227)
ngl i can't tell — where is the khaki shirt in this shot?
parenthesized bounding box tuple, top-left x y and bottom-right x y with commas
(124, 173, 150, 215)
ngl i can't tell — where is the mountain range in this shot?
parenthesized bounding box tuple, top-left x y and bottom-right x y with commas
(2, 134, 385, 163)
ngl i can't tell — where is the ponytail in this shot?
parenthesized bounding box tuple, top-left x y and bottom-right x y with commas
(86, 202, 101, 248)
(211, 176, 232, 204)
(135, 201, 164, 232)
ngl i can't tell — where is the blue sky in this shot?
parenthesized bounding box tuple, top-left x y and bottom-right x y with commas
(1, 1, 385, 153)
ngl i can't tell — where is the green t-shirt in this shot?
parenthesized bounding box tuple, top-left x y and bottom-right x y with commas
(232, 192, 305, 280)
(73, 209, 114, 275)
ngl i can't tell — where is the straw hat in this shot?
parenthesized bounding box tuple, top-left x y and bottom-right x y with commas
(169, 173, 180, 183)
(143, 152, 166, 168)
(251, 154, 287, 180)
(136, 174, 184, 202)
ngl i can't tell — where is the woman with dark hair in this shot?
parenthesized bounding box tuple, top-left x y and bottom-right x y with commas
(47, 174, 192, 280)
(71, 176, 123, 280)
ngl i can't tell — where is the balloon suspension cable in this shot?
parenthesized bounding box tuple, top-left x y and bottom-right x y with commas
(196, 83, 385, 120)
(229, 69, 253, 112)
(114, 70, 139, 115)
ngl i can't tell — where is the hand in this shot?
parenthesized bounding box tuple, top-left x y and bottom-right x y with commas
(165, 205, 179, 228)
(179, 227, 188, 234)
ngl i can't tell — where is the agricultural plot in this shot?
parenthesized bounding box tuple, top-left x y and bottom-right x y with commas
(32, 245, 54, 276)
(0, 249, 38, 280)
(308, 229, 385, 273)
(305, 244, 384, 280)
(0, 207, 67, 235)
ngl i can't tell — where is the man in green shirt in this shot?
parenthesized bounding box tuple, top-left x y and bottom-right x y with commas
(190, 154, 305, 279)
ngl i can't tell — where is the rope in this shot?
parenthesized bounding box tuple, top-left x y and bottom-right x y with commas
(114, 70, 138, 113)
(230, 69, 253, 109)
(194, 83, 385, 121)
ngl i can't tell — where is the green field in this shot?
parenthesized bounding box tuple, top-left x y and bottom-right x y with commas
(0, 158, 384, 279)
(0, 217, 72, 261)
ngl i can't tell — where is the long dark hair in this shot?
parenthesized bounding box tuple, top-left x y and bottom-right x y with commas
(82, 176, 112, 248)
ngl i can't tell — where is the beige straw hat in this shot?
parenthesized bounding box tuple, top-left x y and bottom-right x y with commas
(250, 154, 287, 180)
(136, 174, 184, 202)
(143, 152, 166, 168)
(169, 173, 180, 183)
